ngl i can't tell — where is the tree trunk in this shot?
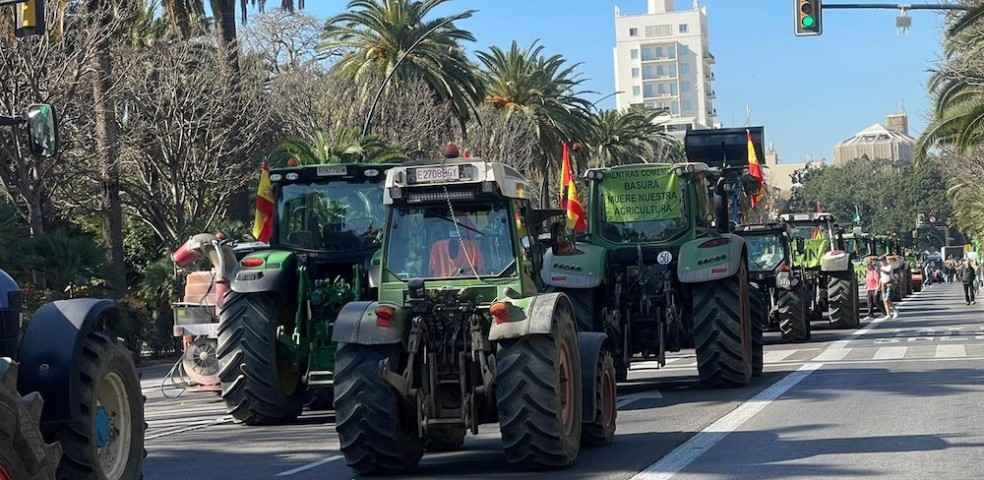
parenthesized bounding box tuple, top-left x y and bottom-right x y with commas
(89, 0, 126, 298)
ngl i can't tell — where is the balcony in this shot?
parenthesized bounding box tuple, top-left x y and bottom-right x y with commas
(704, 72, 716, 81)
(707, 90, 716, 99)
(644, 91, 678, 99)
(642, 74, 678, 81)
(703, 52, 716, 64)
(641, 54, 677, 63)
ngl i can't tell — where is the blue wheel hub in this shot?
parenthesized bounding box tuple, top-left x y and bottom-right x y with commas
(96, 405, 111, 448)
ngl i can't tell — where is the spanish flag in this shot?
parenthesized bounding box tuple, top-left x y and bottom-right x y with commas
(747, 129, 765, 208)
(560, 143, 587, 233)
(252, 160, 274, 242)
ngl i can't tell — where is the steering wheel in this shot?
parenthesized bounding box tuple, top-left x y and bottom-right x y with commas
(346, 217, 375, 235)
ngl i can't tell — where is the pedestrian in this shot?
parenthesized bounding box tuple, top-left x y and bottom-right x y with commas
(880, 256, 898, 319)
(923, 262, 933, 286)
(948, 262, 958, 283)
(864, 258, 886, 320)
(959, 258, 977, 305)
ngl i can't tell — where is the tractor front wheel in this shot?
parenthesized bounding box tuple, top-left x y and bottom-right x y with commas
(828, 271, 860, 329)
(0, 358, 61, 480)
(497, 302, 582, 469)
(748, 283, 766, 377)
(334, 345, 422, 475)
(778, 286, 811, 342)
(693, 262, 754, 387)
(581, 349, 617, 446)
(217, 291, 308, 425)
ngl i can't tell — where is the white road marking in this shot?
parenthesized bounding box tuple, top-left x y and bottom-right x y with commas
(935, 344, 967, 358)
(628, 363, 823, 480)
(813, 348, 850, 362)
(872, 346, 907, 360)
(763, 350, 796, 363)
(617, 390, 664, 409)
(274, 455, 345, 476)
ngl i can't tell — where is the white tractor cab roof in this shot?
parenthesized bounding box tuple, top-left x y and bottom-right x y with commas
(582, 162, 710, 181)
(384, 155, 530, 205)
(779, 212, 836, 224)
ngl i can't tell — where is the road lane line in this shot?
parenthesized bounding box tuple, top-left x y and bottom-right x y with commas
(872, 346, 907, 360)
(629, 362, 823, 480)
(274, 455, 344, 476)
(935, 344, 967, 358)
(763, 350, 796, 363)
(813, 348, 850, 362)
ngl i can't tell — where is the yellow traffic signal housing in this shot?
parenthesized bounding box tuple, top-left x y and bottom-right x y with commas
(794, 0, 823, 36)
(14, 0, 46, 38)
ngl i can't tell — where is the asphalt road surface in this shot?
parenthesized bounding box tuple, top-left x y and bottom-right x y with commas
(141, 282, 984, 479)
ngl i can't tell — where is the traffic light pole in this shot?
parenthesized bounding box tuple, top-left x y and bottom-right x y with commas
(824, 3, 971, 10)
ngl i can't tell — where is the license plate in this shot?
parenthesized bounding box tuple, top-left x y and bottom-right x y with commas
(317, 166, 348, 176)
(412, 166, 459, 183)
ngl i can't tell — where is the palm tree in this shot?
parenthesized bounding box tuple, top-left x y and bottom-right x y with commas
(587, 107, 682, 167)
(270, 127, 407, 166)
(319, 0, 483, 132)
(477, 40, 594, 202)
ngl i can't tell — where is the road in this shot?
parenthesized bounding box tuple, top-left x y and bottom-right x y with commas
(141, 282, 984, 479)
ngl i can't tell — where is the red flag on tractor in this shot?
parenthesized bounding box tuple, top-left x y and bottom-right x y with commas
(252, 160, 274, 242)
(560, 143, 587, 233)
(746, 129, 765, 208)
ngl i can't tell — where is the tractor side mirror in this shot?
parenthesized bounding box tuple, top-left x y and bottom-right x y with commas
(26, 103, 57, 157)
(795, 237, 805, 254)
(549, 221, 575, 256)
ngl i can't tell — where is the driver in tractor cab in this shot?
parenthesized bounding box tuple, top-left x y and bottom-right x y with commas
(429, 212, 486, 277)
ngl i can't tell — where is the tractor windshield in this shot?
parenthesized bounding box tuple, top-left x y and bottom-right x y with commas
(384, 200, 515, 280)
(276, 180, 385, 252)
(595, 168, 689, 243)
(745, 234, 785, 272)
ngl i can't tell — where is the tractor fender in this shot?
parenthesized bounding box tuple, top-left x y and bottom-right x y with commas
(576, 331, 608, 423)
(331, 301, 408, 346)
(820, 251, 851, 272)
(677, 234, 746, 283)
(0, 269, 22, 358)
(15, 298, 116, 425)
(489, 292, 572, 341)
(542, 243, 607, 289)
(229, 250, 297, 302)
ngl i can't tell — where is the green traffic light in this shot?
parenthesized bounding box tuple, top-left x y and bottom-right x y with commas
(801, 15, 815, 28)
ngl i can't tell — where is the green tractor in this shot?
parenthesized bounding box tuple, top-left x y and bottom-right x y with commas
(841, 229, 875, 311)
(736, 221, 811, 342)
(780, 213, 861, 329)
(217, 163, 395, 424)
(542, 127, 762, 386)
(331, 153, 615, 474)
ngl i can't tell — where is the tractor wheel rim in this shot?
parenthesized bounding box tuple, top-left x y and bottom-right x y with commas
(559, 342, 575, 436)
(97, 371, 131, 480)
(602, 367, 616, 427)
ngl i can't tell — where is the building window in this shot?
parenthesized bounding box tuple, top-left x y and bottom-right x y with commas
(644, 85, 654, 97)
(629, 27, 638, 37)
(682, 81, 691, 92)
(631, 67, 640, 78)
(679, 45, 689, 55)
(657, 83, 666, 95)
(683, 100, 692, 111)
(671, 101, 680, 115)
(679, 24, 689, 33)
(669, 65, 677, 77)
(668, 45, 677, 59)
(656, 65, 665, 77)
(630, 49, 638, 60)
(681, 63, 690, 74)
(642, 66, 653, 79)
(646, 24, 672, 37)
(655, 46, 663, 58)
(642, 47, 654, 61)
(632, 86, 641, 96)
(670, 83, 678, 95)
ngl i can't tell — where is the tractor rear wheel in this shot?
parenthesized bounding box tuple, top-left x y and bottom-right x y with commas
(778, 286, 811, 342)
(423, 426, 467, 452)
(748, 283, 766, 377)
(693, 262, 753, 387)
(497, 301, 582, 469)
(43, 332, 146, 480)
(334, 345, 422, 475)
(828, 271, 860, 329)
(217, 291, 307, 425)
(581, 349, 616, 446)
(0, 358, 61, 480)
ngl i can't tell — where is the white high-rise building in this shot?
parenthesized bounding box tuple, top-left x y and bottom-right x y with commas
(613, 0, 716, 133)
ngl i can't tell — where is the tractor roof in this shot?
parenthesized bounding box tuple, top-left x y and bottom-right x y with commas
(384, 158, 530, 205)
(779, 212, 836, 224)
(268, 163, 393, 183)
(736, 221, 791, 235)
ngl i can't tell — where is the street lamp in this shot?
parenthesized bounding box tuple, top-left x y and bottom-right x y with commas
(361, 10, 475, 136)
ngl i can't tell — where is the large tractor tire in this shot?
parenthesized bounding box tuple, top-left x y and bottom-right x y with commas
(334, 345, 422, 475)
(748, 283, 766, 377)
(581, 349, 616, 446)
(44, 332, 146, 480)
(0, 359, 61, 480)
(497, 302, 582, 469)
(217, 291, 308, 425)
(693, 262, 754, 387)
(828, 271, 861, 329)
(778, 286, 811, 342)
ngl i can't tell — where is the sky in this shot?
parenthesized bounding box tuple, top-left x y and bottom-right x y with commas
(301, 0, 948, 165)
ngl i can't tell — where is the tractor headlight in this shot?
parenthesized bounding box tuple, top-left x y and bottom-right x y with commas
(285, 172, 299, 181)
(269, 173, 283, 182)
(389, 186, 403, 200)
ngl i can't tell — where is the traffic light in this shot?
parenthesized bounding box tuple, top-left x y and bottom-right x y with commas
(794, 0, 823, 37)
(13, 0, 46, 38)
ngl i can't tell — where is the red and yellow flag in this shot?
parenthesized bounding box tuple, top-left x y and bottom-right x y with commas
(747, 129, 765, 208)
(812, 201, 823, 239)
(560, 143, 587, 233)
(252, 160, 274, 242)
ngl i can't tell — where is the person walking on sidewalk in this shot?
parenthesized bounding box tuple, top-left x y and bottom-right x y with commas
(880, 256, 898, 319)
(864, 258, 887, 320)
(959, 258, 977, 305)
